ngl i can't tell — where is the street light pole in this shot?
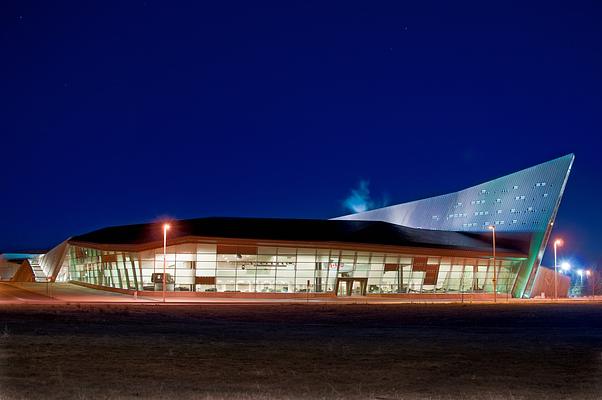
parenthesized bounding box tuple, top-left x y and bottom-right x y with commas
(488, 225, 496, 304)
(163, 224, 170, 303)
(553, 239, 563, 301)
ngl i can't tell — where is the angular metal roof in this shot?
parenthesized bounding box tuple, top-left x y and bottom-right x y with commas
(334, 154, 574, 233)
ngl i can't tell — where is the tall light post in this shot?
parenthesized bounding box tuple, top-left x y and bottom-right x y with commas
(488, 225, 497, 303)
(578, 269, 584, 294)
(560, 261, 571, 298)
(553, 239, 563, 301)
(586, 269, 594, 299)
(163, 223, 170, 303)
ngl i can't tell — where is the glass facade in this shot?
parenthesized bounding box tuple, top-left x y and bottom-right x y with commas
(67, 242, 525, 295)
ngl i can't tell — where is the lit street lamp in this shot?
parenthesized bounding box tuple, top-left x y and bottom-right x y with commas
(163, 223, 170, 303)
(488, 225, 496, 303)
(553, 239, 563, 301)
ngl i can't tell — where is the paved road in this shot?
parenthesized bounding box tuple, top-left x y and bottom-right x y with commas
(1, 282, 601, 305)
(0, 283, 492, 304)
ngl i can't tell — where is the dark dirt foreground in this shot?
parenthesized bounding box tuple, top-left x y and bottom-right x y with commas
(1, 303, 601, 400)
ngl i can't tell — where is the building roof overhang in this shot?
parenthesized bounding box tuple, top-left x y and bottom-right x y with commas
(67, 217, 530, 258)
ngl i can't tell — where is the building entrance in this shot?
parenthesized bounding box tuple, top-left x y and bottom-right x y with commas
(335, 278, 367, 296)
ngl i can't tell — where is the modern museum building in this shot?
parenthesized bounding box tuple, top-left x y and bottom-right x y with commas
(2, 154, 574, 298)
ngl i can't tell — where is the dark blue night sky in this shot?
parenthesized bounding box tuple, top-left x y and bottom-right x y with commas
(1, 1, 600, 267)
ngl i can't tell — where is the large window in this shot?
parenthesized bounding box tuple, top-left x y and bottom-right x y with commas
(68, 243, 525, 295)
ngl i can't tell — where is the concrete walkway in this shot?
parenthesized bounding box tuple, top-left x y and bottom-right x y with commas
(0, 282, 152, 303)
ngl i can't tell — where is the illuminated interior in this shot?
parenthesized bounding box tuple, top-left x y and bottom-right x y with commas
(67, 243, 525, 295)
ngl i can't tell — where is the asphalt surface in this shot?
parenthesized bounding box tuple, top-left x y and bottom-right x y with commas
(1, 282, 600, 305)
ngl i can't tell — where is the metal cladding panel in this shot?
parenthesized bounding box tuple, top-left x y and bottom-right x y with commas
(39, 240, 70, 281)
(334, 154, 575, 297)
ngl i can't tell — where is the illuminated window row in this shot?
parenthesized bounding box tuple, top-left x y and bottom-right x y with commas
(67, 245, 525, 295)
(447, 213, 467, 219)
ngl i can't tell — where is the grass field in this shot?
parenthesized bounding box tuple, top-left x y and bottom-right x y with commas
(1, 303, 601, 399)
